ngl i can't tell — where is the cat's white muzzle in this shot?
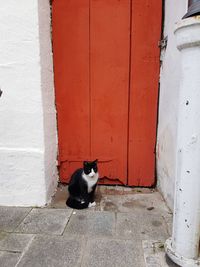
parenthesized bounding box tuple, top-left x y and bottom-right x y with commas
(89, 169, 95, 177)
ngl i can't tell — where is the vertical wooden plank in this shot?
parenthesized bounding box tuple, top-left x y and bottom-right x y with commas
(52, 0, 90, 182)
(128, 0, 162, 186)
(90, 0, 130, 184)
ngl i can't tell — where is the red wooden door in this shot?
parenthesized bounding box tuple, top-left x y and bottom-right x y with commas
(52, 0, 162, 186)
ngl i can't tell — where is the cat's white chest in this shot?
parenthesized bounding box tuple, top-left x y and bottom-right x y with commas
(82, 172, 99, 193)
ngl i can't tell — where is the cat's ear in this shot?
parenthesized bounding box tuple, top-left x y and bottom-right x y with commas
(94, 159, 98, 164)
(83, 161, 88, 166)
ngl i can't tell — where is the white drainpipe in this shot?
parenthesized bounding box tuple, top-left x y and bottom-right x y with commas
(165, 16, 200, 267)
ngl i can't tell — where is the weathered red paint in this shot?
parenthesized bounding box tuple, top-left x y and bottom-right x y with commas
(89, 0, 130, 185)
(52, 0, 162, 186)
(128, 0, 162, 186)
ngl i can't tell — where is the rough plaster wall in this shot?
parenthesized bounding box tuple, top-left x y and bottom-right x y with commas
(157, 0, 187, 210)
(38, 0, 58, 204)
(0, 0, 58, 206)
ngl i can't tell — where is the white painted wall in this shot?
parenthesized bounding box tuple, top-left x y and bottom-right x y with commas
(0, 0, 58, 206)
(157, 0, 188, 210)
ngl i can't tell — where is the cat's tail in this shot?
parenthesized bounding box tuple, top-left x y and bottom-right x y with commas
(66, 197, 89, 210)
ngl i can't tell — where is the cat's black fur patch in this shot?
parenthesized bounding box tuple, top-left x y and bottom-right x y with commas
(66, 160, 99, 209)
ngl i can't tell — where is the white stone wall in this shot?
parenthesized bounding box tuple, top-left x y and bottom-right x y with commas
(0, 0, 58, 206)
(157, 0, 188, 210)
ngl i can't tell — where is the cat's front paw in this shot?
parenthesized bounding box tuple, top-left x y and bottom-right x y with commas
(88, 201, 96, 208)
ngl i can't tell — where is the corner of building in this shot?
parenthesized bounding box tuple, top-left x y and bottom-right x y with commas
(156, 0, 188, 210)
(0, 0, 58, 207)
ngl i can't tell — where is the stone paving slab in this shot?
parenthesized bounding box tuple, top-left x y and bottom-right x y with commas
(0, 188, 174, 267)
(142, 240, 179, 267)
(16, 208, 72, 235)
(0, 233, 34, 252)
(116, 211, 169, 241)
(49, 185, 69, 209)
(163, 215, 173, 236)
(17, 235, 85, 267)
(0, 250, 21, 266)
(64, 210, 115, 237)
(99, 191, 170, 214)
(82, 238, 145, 267)
(0, 207, 31, 232)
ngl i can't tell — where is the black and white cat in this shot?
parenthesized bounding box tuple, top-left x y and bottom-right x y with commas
(66, 160, 99, 209)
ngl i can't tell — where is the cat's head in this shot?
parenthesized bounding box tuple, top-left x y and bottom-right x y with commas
(83, 159, 98, 177)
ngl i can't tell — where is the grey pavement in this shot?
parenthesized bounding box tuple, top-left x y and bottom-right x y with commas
(0, 185, 178, 267)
